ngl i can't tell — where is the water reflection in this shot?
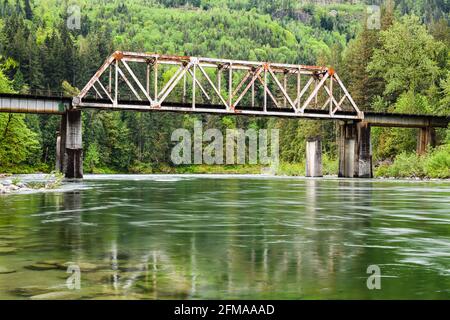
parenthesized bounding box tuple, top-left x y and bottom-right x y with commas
(0, 176, 449, 299)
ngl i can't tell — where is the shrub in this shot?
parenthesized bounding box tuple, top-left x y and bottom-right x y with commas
(323, 154, 338, 175)
(375, 146, 450, 179)
(424, 145, 450, 178)
(375, 152, 425, 178)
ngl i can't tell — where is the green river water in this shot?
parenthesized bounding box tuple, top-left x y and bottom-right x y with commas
(0, 174, 449, 299)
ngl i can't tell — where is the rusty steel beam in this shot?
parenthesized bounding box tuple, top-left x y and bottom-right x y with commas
(73, 51, 364, 120)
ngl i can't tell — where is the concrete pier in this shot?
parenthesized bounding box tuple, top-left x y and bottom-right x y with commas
(305, 138, 323, 177)
(338, 122, 356, 178)
(60, 110, 83, 179)
(338, 121, 372, 178)
(55, 134, 61, 172)
(356, 121, 372, 178)
(417, 127, 436, 155)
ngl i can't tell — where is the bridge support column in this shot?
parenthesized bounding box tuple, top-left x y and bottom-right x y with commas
(338, 121, 372, 178)
(55, 134, 61, 172)
(356, 121, 372, 178)
(417, 127, 436, 155)
(61, 110, 83, 179)
(305, 138, 322, 177)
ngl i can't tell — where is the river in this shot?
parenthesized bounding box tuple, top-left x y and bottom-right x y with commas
(0, 174, 449, 299)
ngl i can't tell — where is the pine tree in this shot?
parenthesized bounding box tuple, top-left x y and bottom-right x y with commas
(24, 0, 32, 20)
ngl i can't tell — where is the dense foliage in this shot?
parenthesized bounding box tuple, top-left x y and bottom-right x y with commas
(0, 0, 449, 177)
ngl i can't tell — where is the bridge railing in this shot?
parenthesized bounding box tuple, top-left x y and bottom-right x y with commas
(10, 89, 71, 98)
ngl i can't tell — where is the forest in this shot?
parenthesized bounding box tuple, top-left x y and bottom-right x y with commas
(0, 0, 449, 178)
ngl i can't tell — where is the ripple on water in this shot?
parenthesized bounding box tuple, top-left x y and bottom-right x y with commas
(0, 175, 449, 299)
(377, 228, 424, 236)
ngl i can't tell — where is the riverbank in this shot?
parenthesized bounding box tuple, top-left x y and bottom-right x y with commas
(1, 147, 449, 181)
(0, 173, 64, 194)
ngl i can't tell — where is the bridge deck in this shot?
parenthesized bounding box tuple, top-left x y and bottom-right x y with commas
(0, 93, 70, 114)
(0, 93, 448, 128)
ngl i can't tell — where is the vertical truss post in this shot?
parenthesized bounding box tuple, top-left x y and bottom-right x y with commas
(263, 65, 268, 112)
(192, 63, 197, 109)
(297, 68, 301, 110)
(183, 73, 187, 104)
(146, 62, 150, 95)
(329, 74, 333, 115)
(217, 67, 221, 94)
(114, 59, 118, 107)
(314, 79, 318, 107)
(251, 73, 255, 107)
(228, 64, 232, 110)
(108, 65, 112, 95)
(154, 61, 158, 104)
(283, 71, 287, 108)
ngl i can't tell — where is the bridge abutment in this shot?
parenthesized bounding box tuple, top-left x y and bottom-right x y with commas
(305, 138, 323, 177)
(338, 121, 372, 178)
(58, 110, 83, 179)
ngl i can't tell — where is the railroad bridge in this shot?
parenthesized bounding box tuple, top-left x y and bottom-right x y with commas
(0, 51, 448, 178)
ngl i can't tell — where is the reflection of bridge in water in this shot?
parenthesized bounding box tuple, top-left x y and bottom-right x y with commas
(0, 51, 448, 179)
(55, 179, 375, 299)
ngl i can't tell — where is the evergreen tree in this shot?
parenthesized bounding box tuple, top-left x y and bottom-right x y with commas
(24, 0, 32, 20)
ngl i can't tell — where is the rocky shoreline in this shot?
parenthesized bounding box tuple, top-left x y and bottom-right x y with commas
(0, 180, 32, 194)
(0, 174, 64, 194)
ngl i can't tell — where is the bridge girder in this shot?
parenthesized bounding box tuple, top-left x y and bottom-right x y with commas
(74, 51, 363, 120)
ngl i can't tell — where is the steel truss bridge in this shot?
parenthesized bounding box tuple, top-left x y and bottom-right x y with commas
(74, 51, 363, 120)
(0, 51, 449, 179)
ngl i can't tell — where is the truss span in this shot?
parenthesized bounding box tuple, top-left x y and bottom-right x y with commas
(74, 51, 363, 120)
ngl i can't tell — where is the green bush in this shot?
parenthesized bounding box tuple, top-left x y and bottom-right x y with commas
(375, 152, 424, 178)
(375, 145, 450, 179)
(0, 163, 51, 174)
(323, 155, 338, 175)
(84, 143, 100, 173)
(424, 145, 450, 178)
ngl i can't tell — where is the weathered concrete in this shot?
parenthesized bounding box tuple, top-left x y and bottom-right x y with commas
(306, 138, 322, 177)
(61, 110, 83, 179)
(338, 122, 356, 178)
(356, 121, 372, 178)
(55, 134, 61, 172)
(417, 127, 436, 155)
(58, 113, 67, 174)
(338, 121, 372, 178)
